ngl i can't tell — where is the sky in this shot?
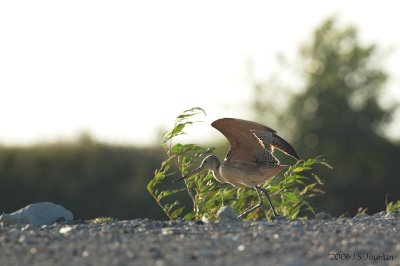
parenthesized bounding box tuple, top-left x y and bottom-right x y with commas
(1, 1, 399, 146)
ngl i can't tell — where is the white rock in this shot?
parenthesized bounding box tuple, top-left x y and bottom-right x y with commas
(314, 211, 332, 220)
(217, 206, 237, 222)
(59, 225, 73, 234)
(0, 202, 73, 226)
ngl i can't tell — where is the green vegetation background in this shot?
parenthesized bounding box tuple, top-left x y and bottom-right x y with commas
(1, 17, 399, 219)
(0, 136, 166, 220)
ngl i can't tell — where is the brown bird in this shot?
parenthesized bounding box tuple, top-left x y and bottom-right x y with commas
(174, 118, 300, 218)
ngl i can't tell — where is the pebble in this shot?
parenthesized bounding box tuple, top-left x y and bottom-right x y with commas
(216, 206, 237, 222)
(314, 211, 332, 220)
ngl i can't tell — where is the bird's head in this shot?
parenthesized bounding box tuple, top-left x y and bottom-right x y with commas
(173, 155, 220, 182)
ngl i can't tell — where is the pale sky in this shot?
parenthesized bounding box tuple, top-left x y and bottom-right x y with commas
(1, 1, 399, 146)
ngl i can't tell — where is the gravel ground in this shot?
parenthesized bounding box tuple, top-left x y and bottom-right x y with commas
(0, 212, 399, 266)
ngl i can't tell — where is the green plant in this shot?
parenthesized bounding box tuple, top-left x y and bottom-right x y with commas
(355, 207, 368, 216)
(147, 107, 216, 220)
(147, 108, 331, 221)
(386, 198, 400, 213)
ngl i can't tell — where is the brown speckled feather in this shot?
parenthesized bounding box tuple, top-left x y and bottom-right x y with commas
(211, 118, 278, 164)
(252, 130, 300, 160)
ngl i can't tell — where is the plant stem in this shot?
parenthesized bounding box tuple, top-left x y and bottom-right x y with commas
(149, 190, 173, 220)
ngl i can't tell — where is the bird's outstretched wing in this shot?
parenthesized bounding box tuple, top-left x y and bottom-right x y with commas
(252, 130, 300, 160)
(211, 118, 276, 164)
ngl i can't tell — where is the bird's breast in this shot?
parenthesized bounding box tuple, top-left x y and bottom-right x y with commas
(219, 161, 287, 187)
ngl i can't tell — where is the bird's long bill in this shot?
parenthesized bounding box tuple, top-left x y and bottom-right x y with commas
(173, 166, 203, 182)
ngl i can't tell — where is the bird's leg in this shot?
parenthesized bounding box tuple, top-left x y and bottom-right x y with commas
(255, 186, 279, 217)
(237, 204, 260, 219)
(237, 187, 267, 219)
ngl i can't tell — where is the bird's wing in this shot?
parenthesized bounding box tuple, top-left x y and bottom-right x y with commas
(252, 130, 300, 160)
(211, 118, 276, 163)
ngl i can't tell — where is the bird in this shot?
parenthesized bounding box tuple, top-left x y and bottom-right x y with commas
(174, 118, 300, 218)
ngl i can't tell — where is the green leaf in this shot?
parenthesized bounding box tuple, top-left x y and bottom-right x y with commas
(171, 207, 185, 218)
(178, 107, 206, 118)
(171, 143, 184, 154)
(147, 179, 156, 191)
(310, 172, 324, 185)
(184, 212, 195, 220)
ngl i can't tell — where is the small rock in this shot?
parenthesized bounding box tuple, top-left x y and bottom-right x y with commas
(314, 212, 332, 220)
(161, 227, 174, 235)
(194, 220, 204, 225)
(373, 211, 388, 217)
(271, 215, 289, 221)
(59, 225, 74, 235)
(289, 220, 301, 227)
(217, 206, 237, 222)
(237, 244, 245, 251)
(21, 224, 33, 231)
(382, 211, 398, 219)
(352, 214, 370, 221)
(0, 202, 73, 227)
(201, 216, 210, 224)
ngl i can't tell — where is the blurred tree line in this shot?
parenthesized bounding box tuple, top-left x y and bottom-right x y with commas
(252, 17, 400, 216)
(0, 134, 166, 220)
